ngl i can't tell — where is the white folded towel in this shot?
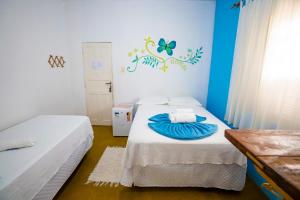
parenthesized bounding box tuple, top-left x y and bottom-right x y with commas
(176, 108, 195, 113)
(0, 139, 36, 152)
(169, 112, 196, 123)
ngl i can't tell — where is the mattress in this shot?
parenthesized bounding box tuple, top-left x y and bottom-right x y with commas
(0, 115, 93, 200)
(120, 105, 247, 188)
(33, 134, 93, 200)
(131, 164, 246, 190)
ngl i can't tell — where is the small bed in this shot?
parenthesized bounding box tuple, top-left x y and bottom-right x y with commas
(0, 115, 93, 200)
(120, 102, 247, 191)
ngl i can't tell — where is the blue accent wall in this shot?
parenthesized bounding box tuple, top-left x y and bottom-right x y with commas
(206, 0, 239, 121)
(207, 1, 278, 199)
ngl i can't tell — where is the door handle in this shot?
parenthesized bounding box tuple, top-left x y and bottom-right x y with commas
(105, 82, 112, 93)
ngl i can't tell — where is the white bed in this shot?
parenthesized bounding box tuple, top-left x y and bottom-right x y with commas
(120, 104, 247, 191)
(0, 115, 93, 200)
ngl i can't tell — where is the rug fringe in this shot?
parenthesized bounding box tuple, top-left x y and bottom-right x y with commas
(109, 146, 126, 149)
(85, 180, 120, 187)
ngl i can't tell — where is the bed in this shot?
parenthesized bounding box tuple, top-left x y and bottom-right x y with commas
(120, 104, 247, 191)
(0, 115, 93, 200)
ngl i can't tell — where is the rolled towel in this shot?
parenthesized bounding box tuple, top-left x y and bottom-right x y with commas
(149, 113, 206, 123)
(0, 139, 36, 152)
(176, 108, 194, 113)
(169, 112, 196, 123)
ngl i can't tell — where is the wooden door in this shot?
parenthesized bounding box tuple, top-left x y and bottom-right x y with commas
(82, 42, 113, 125)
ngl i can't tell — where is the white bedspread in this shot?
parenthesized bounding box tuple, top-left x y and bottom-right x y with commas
(121, 105, 247, 186)
(0, 115, 93, 200)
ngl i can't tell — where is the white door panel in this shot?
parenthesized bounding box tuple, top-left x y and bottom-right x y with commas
(82, 42, 113, 125)
(86, 81, 111, 94)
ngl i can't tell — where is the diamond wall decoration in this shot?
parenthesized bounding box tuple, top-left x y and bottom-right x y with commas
(48, 55, 66, 68)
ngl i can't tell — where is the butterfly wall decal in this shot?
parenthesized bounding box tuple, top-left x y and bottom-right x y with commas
(126, 36, 203, 72)
(157, 38, 176, 56)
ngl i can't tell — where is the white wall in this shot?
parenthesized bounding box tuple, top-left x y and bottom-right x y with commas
(0, 0, 74, 130)
(65, 0, 216, 114)
(0, 0, 216, 130)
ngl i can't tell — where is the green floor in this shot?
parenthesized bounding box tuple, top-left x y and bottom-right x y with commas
(54, 126, 268, 200)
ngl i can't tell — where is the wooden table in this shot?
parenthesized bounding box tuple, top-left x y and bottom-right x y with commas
(225, 129, 300, 200)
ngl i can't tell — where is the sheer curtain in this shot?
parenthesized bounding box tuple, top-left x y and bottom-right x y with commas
(225, 0, 300, 129)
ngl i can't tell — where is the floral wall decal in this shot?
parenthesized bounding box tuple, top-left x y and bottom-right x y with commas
(126, 36, 203, 72)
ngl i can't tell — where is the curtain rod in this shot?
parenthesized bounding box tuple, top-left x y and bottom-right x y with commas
(232, 0, 253, 9)
(231, 1, 241, 9)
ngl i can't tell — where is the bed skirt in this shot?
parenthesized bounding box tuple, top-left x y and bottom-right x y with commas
(121, 163, 246, 191)
(33, 135, 93, 200)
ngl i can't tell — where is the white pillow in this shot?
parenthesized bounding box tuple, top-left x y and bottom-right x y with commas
(168, 97, 202, 106)
(0, 139, 36, 152)
(136, 96, 169, 105)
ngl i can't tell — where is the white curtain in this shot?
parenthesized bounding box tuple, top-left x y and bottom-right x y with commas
(225, 0, 300, 129)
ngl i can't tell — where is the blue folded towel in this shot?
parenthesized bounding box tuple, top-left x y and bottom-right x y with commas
(148, 121, 218, 140)
(149, 113, 206, 123)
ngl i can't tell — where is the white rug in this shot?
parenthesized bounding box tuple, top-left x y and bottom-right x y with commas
(86, 146, 125, 187)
